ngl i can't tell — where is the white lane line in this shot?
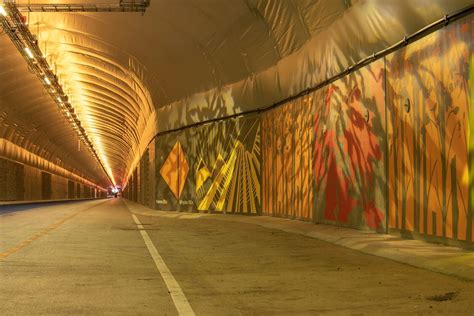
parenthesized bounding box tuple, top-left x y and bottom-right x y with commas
(131, 213, 195, 316)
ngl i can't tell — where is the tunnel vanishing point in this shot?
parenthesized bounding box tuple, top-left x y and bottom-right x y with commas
(1, 1, 474, 315)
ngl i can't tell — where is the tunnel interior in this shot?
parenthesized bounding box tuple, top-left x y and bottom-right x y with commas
(0, 0, 473, 250)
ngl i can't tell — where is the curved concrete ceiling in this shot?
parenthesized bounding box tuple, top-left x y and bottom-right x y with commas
(0, 34, 110, 187)
(1, 0, 472, 187)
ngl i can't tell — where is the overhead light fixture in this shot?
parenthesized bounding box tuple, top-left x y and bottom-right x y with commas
(24, 47, 34, 59)
(0, 1, 115, 188)
(0, 5, 7, 17)
(13, 1, 151, 13)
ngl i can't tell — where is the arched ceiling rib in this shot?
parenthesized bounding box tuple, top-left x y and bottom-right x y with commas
(2, 0, 472, 186)
(0, 34, 109, 186)
(26, 11, 157, 185)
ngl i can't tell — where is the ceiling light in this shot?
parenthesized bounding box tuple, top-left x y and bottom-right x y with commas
(0, 1, 115, 189)
(24, 47, 34, 59)
(0, 5, 7, 17)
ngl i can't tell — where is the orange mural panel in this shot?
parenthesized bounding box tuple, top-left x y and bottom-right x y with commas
(313, 59, 386, 231)
(387, 17, 471, 243)
(262, 95, 314, 220)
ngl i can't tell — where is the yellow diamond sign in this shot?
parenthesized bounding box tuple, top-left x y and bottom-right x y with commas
(160, 141, 189, 199)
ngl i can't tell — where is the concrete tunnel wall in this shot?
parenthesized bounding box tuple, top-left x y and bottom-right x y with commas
(0, 155, 105, 201)
(124, 15, 474, 249)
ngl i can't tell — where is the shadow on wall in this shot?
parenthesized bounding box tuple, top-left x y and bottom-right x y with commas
(316, 61, 386, 232)
(262, 93, 315, 222)
(262, 58, 386, 233)
(387, 16, 473, 244)
(124, 15, 473, 248)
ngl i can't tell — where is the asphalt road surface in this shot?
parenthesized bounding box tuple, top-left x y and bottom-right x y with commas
(1, 199, 474, 315)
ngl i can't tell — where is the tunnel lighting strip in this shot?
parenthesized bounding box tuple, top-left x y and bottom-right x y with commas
(15, 0, 150, 13)
(0, 1, 116, 186)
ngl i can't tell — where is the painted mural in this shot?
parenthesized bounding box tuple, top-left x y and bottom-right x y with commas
(387, 16, 473, 243)
(262, 95, 314, 220)
(127, 16, 474, 248)
(192, 115, 261, 214)
(313, 60, 387, 231)
(262, 59, 386, 230)
(155, 115, 261, 214)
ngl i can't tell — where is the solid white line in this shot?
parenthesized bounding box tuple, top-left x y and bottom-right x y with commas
(131, 213, 195, 316)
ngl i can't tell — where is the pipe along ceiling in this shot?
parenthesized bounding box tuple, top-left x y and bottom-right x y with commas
(0, 0, 472, 189)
